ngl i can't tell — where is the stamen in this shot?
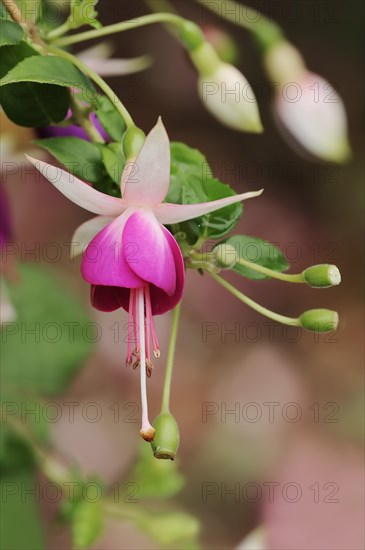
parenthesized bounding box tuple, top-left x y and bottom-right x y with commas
(137, 287, 155, 442)
(145, 285, 160, 357)
(126, 291, 134, 367)
(131, 289, 140, 354)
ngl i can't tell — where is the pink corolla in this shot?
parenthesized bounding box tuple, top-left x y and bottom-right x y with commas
(26, 119, 262, 440)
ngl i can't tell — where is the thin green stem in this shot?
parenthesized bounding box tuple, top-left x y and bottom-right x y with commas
(161, 302, 182, 413)
(49, 13, 186, 47)
(236, 257, 305, 283)
(47, 45, 135, 128)
(69, 93, 105, 143)
(210, 272, 300, 326)
(195, 0, 283, 45)
(46, 20, 72, 41)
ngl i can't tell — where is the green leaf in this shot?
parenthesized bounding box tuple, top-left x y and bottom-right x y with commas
(167, 142, 212, 205)
(220, 235, 289, 279)
(72, 500, 103, 549)
(0, 3, 11, 18)
(127, 443, 185, 499)
(0, 393, 49, 471)
(1, 265, 92, 395)
(0, 55, 95, 95)
(0, 470, 45, 549)
(168, 142, 242, 242)
(33, 136, 104, 184)
(201, 177, 242, 239)
(2, 82, 69, 126)
(0, 19, 24, 47)
(68, 0, 101, 30)
(101, 143, 124, 185)
(0, 42, 39, 79)
(0, 43, 69, 127)
(95, 95, 126, 141)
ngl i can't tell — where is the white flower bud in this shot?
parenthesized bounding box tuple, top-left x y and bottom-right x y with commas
(265, 42, 351, 163)
(198, 62, 263, 133)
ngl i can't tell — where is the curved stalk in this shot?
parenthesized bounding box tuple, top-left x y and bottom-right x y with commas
(210, 272, 300, 326)
(161, 302, 182, 413)
(47, 45, 135, 128)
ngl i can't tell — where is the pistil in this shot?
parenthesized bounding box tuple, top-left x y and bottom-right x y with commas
(138, 287, 155, 442)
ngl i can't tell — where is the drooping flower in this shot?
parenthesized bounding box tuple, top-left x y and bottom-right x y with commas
(26, 119, 262, 440)
(264, 41, 351, 163)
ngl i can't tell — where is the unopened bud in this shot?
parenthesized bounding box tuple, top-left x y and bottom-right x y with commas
(197, 60, 263, 133)
(299, 309, 339, 332)
(214, 243, 239, 269)
(151, 413, 180, 460)
(303, 264, 341, 288)
(122, 125, 146, 162)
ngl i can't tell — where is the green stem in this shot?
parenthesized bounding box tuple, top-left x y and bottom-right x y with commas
(161, 302, 182, 413)
(47, 45, 135, 128)
(210, 272, 300, 326)
(236, 257, 305, 283)
(46, 20, 72, 41)
(49, 13, 186, 47)
(69, 93, 105, 143)
(195, 0, 283, 46)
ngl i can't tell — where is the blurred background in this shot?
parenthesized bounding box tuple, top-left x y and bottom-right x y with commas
(1, 0, 364, 549)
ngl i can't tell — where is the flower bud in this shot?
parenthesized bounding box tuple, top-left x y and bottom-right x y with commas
(151, 413, 180, 460)
(122, 125, 146, 162)
(197, 60, 263, 133)
(303, 264, 341, 288)
(214, 243, 239, 269)
(299, 309, 339, 332)
(265, 41, 351, 163)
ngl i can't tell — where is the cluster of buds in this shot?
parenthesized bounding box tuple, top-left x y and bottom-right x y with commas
(211, 243, 341, 333)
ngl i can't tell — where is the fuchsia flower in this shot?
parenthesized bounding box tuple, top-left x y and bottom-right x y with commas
(26, 119, 262, 440)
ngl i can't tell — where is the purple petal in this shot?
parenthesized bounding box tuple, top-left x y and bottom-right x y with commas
(90, 285, 129, 312)
(122, 209, 176, 295)
(36, 111, 109, 141)
(122, 118, 170, 205)
(81, 211, 144, 288)
(149, 226, 185, 315)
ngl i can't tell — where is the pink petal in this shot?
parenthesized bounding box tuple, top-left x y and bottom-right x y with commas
(121, 118, 170, 205)
(81, 210, 144, 288)
(91, 228, 185, 315)
(26, 155, 125, 216)
(149, 226, 185, 315)
(154, 189, 264, 224)
(71, 216, 114, 258)
(122, 210, 176, 295)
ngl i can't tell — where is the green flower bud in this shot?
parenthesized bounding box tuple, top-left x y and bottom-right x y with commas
(122, 125, 146, 161)
(214, 243, 239, 269)
(299, 309, 339, 332)
(151, 413, 180, 460)
(180, 21, 205, 51)
(303, 264, 341, 288)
